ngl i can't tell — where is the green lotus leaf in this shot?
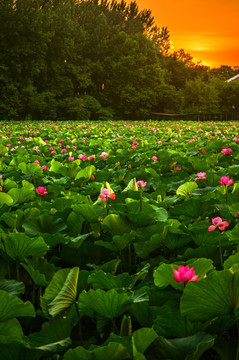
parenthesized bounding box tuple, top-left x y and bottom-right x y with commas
(8, 187, 34, 204)
(0, 290, 35, 322)
(63, 342, 130, 360)
(72, 203, 105, 223)
(75, 165, 95, 180)
(145, 332, 214, 360)
(224, 252, 239, 271)
(40, 267, 79, 317)
(0, 192, 13, 207)
(2, 233, 49, 261)
(88, 270, 132, 290)
(176, 182, 198, 197)
(23, 214, 67, 234)
(0, 279, 25, 296)
(78, 289, 133, 319)
(132, 328, 158, 356)
(102, 214, 132, 236)
(0, 319, 24, 342)
(28, 305, 77, 348)
(180, 270, 239, 322)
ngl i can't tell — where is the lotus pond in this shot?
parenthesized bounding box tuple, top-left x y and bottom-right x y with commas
(0, 120, 239, 360)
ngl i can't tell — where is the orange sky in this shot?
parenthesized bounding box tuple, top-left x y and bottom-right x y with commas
(131, 0, 239, 68)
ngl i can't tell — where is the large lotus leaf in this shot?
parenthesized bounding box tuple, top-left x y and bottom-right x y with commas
(8, 187, 34, 204)
(3, 233, 49, 261)
(21, 257, 56, 287)
(94, 240, 118, 252)
(66, 211, 84, 236)
(126, 200, 168, 226)
(68, 232, 94, 248)
(153, 308, 205, 338)
(102, 214, 132, 236)
(22, 214, 67, 234)
(134, 234, 165, 259)
(3, 179, 18, 191)
(31, 337, 72, 353)
(0, 192, 13, 207)
(176, 182, 198, 197)
(0, 341, 26, 360)
(28, 305, 77, 348)
(63, 342, 130, 360)
(132, 328, 158, 356)
(112, 231, 136, 251)
(104, 328, 158, 358)
(189, 220, 228, 246)
(21, 263, 49, 287)
(145, 332, 214, 360)
(41, 233, 69, 247)
(49, 160, 64, 173)
(0, 319, 23, 342)
(170, 198, 203, 220)
(128, 302, 167, 328)
(78, 289, 133, 319)
(224, 252, 239, 271)
(72, 203, 105, 223)
(0, 279, 25, 296)
(18, 162, 42, 175)
(40, 267, 79, 317)
(88, 270, 132, 290)
(154, 258, 214, 291)
(75, 165, 95, 180)
(0, 210, 25, 231)
(0, 290, 35, 322)
(227, 224, 239, 245)
(180, 270, 239, 322)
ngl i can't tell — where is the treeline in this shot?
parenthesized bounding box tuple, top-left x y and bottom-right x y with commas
(0, 0, 239, 120)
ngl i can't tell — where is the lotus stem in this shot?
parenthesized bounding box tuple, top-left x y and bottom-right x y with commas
(219, 237, 223, 269)
(184, 283, 188, 337)
(139, 189, 143, 212)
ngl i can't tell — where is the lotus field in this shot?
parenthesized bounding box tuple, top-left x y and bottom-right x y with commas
(1, 120, 239, 360)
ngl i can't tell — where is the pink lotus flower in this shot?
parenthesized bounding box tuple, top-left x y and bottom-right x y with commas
(36, 186, 48, 195)
(136, 180, 147, 189)
(152, 156, 158, 162)
(219, 176, 233, 186)
(99, 152, 108, 159)
(208, 217, 229, 231)
(51, 150, 56, 155)
(173, 265, 200, 284)
(41, 165, 47, 171)
(89, 156, 95, 161)
(61, 149, 67, 153)
(99, 188, 116, 202)
(79, 154, 87, 161)
(34, 160, 39, 165)
(158, 141, 162, 145)
(174, 167, 181, 171)
(221, 148, 232, 155)
(68, 156, 74, 161)
(133, 141, 139, 145)
(132, 145, 136, 149)
(194, 172, 206, 181)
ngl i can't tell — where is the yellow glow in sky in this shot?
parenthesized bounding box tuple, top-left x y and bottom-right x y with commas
(128, 0, 239, 68)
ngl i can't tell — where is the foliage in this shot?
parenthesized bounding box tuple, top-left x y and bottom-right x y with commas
(0, 120, 239, 359)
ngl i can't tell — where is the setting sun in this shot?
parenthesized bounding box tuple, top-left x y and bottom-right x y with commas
(131, 0, 239, 68)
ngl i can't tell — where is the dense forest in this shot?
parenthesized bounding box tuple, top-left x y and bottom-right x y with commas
(0, 0, 239, 120)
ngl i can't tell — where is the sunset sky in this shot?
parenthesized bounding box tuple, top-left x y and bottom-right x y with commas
(132, 0, 239, 68)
